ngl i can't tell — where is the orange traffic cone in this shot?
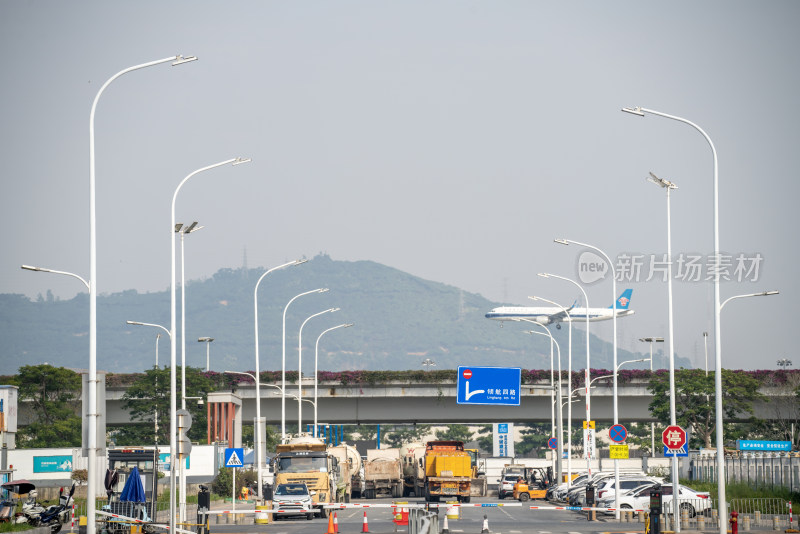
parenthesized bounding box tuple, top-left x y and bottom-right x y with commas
(333, 512, 339, 533)
(361, 510, 369, 533)
(327, 511, 335, 534)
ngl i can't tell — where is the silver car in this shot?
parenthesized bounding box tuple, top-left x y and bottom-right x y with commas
(273, 483, 315, 520)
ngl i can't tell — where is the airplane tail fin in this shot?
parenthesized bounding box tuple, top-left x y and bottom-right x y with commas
(608, 289, 633, 310)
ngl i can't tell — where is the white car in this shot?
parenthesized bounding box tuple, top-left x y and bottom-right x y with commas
(498, 475, 521, 499)
(273, 483, 315, 520)
(604, 483, 711, 517)
(594, 476, 663, 503)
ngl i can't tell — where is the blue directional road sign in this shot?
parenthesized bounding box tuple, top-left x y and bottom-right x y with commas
(548, 437, 558, 450)
(456, 366, 521, 406)
(224, 447, 244, 467)
(663, 444, 688, 457)
(609, 424, 628, 443)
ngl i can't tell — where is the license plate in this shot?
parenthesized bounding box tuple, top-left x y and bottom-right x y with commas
(442, 487, 457, 494)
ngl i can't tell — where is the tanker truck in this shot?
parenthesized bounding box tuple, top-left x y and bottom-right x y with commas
(363, 448, 403, 499)
(327, 443, 362, 503)
(273, 436, 339, 518)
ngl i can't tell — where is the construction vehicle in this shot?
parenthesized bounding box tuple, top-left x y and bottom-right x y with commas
(327, 443, 362, 503)
(400, 442, 426, 497)
(363, 448, 403, 498)
(512, 467, 551, 502)
(465, 448, 487, 497)
(273, 437, 339, 518)
(422, 441, 472, 503)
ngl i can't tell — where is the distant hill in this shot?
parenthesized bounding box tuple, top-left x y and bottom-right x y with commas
(0, 254, 689, 374)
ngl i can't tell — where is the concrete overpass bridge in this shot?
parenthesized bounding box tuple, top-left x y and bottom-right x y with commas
(104, 378, 791, 426)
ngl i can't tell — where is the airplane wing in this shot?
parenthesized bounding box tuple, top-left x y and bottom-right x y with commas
(545, 303, 576, 323)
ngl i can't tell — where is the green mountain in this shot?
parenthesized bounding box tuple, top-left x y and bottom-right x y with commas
(0, 254, 686, 374)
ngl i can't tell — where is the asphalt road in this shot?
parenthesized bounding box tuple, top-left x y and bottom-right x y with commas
(205, 495, 636, 534)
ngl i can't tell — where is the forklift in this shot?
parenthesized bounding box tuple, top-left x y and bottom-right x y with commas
(512, 467, 552, 502)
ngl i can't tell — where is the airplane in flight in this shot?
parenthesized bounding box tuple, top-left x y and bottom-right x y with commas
(485, 289, 635, 328)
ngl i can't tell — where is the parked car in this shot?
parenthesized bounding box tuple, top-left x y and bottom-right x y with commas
(601, 483, 711, 517)
(594, 476, 663, 502)
(272, 483, 315, 520)
(498, 475, 522, 499)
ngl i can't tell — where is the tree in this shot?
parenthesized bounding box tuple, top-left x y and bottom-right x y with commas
(515, 423, 550, 457)
(383, 425, 431, 448)
(118, 366, 216, 445)
(648, 369, 763, 448)
(434, 424, 474, 443)
(14, 365, 82, 448)
(475, 425, 493, 453)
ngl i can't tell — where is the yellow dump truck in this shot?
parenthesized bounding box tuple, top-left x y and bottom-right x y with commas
(273, 437, 338, 518)
(423, 441, 472, 502)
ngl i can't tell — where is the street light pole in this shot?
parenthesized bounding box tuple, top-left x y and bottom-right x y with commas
(253, 259, 307, 502)
(171, 157, 249, 527)
(524, 325, 563, 483)
(281, 288, 329, 442)
(621, 104, 726, 529)
(313, 324, 353, 437)
(89, 54, 196, 534)
(639, 338, 664, 454)
(177, 221, 203, 522)
(555, 238, 621, 517)
(298, 308, 339, 434)
(538, 272, 592, 479)
(529, 296, 573, 485)
(198, 337, 214, 372)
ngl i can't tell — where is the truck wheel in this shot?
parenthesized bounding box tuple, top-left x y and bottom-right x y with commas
(317, 508, 328, 519)
(392, 483, 402, 498)
(519, 493, 530, 502)
(345, 493, 351, 503)
(461, 496, 471, 503)
(307, 513, 314, 520)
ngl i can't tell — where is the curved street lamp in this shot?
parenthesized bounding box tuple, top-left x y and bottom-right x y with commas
(538, 272, 592, 478)
(89, 55, 196, 534)
(529, 295, 573, 485)
(297, 308, 339, 432)
(171, 157, 250, 523)
(252, 259, 306, 501)
(281, 288, 329, 442)
(313, 323, 353, 437)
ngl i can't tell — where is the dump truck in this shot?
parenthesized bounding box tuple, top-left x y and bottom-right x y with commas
(423, 441, 472, 502)
(363, 448, 403, 498)
(400, 442, 426, 497)
(273, 437, 339, 518)
(327, 443, 362, 503)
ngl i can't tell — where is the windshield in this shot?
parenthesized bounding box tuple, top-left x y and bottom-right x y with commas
(275, 484, 308, 496)
(277, 456, 328, 473)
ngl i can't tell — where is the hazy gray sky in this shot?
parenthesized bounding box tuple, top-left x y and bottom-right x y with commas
(2, 1, 797, 371)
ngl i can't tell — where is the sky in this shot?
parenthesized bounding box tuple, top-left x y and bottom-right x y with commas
(1, 1, 797, 371)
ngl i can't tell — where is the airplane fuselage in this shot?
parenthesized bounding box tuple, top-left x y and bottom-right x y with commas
(484, 306, 635, 325)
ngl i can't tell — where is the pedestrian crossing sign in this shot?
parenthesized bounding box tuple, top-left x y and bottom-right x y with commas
(224, 447, 244, 467)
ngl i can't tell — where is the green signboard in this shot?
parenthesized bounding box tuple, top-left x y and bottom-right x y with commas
(34, 455, 73, 473)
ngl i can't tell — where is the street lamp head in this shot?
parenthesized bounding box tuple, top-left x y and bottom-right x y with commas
(172, 55, 198, 66)
(294, 259, 309, 266)
(639, 337, 664, 343)
(21, 265, 43, 272)
(761, 290, 779, 296)
(554, 238, 569, 245)
(344, 323, 354, 328)
(126, 320, 143, 326)
(232, 157, 252, 166)
(174, 223, 184, 232)
(537, 273, 550, 278)
(647, 172, 678, 190)
(317, 288, 330, 294)
(621, 106, 645, 117)
(198, 337, 214, 343)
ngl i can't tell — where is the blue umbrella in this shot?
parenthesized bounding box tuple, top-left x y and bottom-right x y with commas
(119, 466, 146, 503)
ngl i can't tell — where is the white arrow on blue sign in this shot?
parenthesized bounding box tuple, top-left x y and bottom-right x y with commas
(456, 366, 521, 406)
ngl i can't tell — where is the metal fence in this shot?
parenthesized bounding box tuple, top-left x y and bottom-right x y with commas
(691, 452, 800, 491)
